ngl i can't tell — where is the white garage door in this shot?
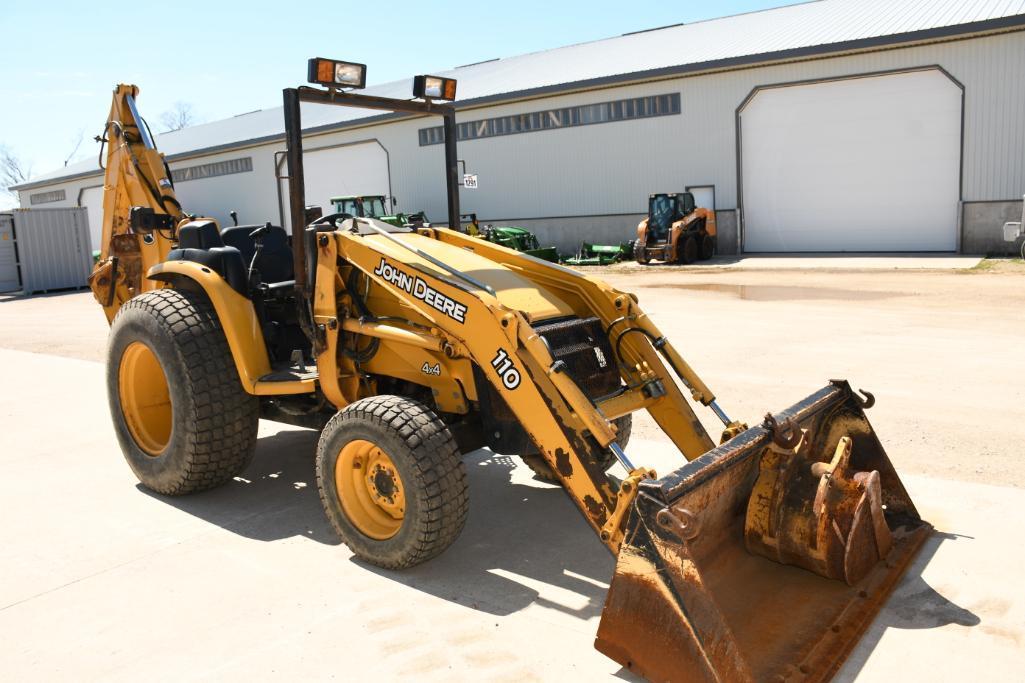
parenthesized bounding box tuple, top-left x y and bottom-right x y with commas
(298, 141, 390, 226)
(741, 69, 961, 252)
(79, 185, 105, 253)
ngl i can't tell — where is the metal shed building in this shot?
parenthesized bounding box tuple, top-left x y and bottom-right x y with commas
(11, 0, 1025, 255)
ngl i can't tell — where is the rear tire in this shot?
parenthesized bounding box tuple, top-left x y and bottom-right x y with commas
(316, 396, 469, 569)
(699, 233, 715, 261)
(107, 288, 259, 495)
(678, 234, 699, 265)
(522, 414, 633, 483)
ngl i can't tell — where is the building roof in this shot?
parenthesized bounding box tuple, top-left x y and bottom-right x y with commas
(16, 0, 1025, 191)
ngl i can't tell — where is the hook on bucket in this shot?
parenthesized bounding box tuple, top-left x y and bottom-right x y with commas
(762, 413, 801, 449)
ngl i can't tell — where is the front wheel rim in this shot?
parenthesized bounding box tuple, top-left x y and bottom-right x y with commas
(118, 341, 173, 456)
(336, 439, 406, 540)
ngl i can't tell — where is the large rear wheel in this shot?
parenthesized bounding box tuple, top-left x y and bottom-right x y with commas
(316, 396, 469, 568)
(107, 288, 259, 495)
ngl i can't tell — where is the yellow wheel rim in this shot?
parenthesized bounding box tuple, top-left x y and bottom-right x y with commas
(118, 341, 172, 456)
(336, 439, 406, 540)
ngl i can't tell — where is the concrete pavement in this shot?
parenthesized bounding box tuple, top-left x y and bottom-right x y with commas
(619, 254, 985, 270)
(1, 347, 1023, 681)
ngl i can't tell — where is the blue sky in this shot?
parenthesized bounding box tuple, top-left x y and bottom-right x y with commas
(1, 0, 799, 188)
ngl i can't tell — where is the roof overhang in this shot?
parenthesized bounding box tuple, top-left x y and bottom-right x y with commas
(12, 12, 1025, 193)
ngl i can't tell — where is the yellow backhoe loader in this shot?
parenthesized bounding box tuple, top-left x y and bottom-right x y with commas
(89, 59, 931, 682)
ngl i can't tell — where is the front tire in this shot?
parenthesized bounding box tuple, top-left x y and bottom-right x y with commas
(107, 288, 259, 495)
(678, 234, 699, 264)
(633, 239, 649, 265)
(316, 396, 469, 569)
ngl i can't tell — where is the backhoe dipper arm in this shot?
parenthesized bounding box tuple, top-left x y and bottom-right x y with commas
(89, 84, 182, 322)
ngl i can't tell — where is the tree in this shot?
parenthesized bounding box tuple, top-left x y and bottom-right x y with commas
(160, 102, 197, 132)
(63, 129, 85, 167)
(1, 145, 32, 203)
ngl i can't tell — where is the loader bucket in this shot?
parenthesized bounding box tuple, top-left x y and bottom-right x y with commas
(595, 381, 932, 682)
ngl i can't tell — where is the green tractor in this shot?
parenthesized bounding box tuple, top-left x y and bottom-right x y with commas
(461, 213, 560, 263)
(326, 200, 560, 262)
(330, 195, 427, 228)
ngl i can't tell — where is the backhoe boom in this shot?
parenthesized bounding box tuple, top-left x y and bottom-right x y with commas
(89, 85, 181, 322)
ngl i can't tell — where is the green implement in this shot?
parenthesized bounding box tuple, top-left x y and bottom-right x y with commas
(460, 213, 560, 262)
(563, 241, 633, 266)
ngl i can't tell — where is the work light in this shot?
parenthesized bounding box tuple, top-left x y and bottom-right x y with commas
(307, 58, 367, 89)
(413, 75, 457, 101)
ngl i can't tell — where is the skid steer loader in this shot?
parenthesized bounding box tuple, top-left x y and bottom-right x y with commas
(89, 59, 931, 682)
(635, 191, 716, 264)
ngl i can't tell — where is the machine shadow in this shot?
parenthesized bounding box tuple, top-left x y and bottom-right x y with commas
(358, 449, 617, 622)
(139, 425, 616, 626)
(138, 426, 340, 545)
(835, 530, 980, 682)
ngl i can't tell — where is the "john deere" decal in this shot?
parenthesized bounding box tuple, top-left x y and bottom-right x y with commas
(372, 258, 468, 323)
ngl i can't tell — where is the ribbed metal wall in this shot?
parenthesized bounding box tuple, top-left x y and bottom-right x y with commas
(322, 29, 1025, 223)
(7, 208, 93, 294)
(20, 30, 1025, 242)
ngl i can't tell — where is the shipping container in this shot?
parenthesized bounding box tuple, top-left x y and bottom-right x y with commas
(0, 208, 92, 294)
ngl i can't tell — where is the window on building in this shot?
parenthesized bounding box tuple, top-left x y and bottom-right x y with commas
(418, 93, 680, 146)
(29, 189, 66, 205)
(171, 157, 253, 183)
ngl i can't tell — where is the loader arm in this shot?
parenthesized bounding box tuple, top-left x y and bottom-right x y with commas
(321, 227, 628, 544)
(309, 220, 745, 552)
(423, 226, 739, 455)
(89, 84, 182, 322)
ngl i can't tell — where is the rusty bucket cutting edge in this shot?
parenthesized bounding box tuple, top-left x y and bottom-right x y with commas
(594, 381, 932, 683)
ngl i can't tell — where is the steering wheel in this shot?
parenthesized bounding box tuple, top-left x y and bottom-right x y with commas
(310, 212, 354, 228)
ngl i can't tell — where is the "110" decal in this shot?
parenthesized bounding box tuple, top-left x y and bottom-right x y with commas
(490, 349, 521, 389)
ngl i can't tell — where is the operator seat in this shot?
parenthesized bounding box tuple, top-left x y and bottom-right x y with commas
(221, 224, 294, 283)
(167, 220, 249, 296)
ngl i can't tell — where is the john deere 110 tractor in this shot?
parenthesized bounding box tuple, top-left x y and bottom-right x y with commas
(89, 57, 931, 682)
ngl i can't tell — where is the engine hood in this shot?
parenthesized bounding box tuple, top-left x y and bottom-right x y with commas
(361, 232, 574, 323)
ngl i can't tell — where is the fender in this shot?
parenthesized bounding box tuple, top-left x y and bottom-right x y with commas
(147, 261, 314, 396)
(675, 207, 717, 236)
(700, 207, 717, 237)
